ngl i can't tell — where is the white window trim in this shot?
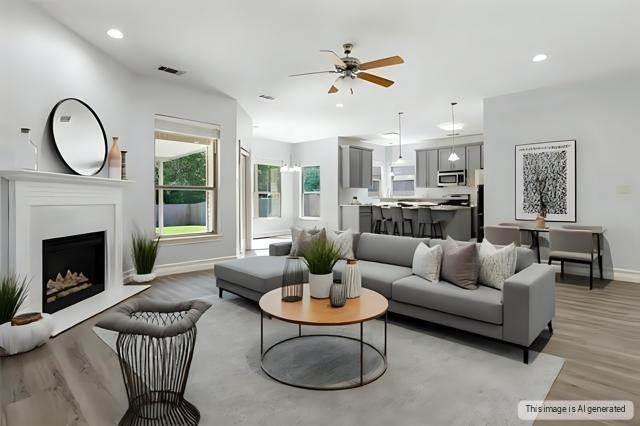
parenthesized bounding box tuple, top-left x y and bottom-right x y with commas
(154, 128, 219, 239)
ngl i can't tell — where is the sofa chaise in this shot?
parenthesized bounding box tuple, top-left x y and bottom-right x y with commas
(214, 233, 555, 363)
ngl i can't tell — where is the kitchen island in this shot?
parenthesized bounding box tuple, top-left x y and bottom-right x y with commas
(339, 204, 474, 241)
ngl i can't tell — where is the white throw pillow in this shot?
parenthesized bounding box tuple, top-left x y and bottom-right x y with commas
(478, 239, 517, 290)
(412, 242, 443, 282)
(326, 229, 355, 259)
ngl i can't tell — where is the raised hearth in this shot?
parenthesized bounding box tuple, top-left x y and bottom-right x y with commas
(0, 170, 148, 335)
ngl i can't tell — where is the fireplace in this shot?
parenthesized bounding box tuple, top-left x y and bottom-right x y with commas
(42, 231, 106, 314)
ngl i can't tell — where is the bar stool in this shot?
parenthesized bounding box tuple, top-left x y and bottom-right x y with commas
(390, 206, 414, 237)
(416, 207, 443, 238)
(372, 206, 392, 234)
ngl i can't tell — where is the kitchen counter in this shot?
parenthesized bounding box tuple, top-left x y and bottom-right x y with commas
(339, 204, 474, 241)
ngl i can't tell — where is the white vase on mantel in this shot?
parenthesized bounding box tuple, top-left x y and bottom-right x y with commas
(14, 128, 39, 171)
(108, 137, 122, 180)
(309, 272, 333, 298)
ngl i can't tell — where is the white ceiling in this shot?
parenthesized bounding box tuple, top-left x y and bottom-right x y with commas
(34, 0, 640, 143)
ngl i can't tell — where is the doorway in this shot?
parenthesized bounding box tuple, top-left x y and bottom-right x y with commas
(239, 147, 251, 254)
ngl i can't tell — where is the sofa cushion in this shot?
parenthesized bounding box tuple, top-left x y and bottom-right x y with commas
(333, 259, 412, 298)
(392, 275, 504, 325)
(356, 233, 429, 268)
(430, 238, 535, 273)
(214, 256, 308, 294)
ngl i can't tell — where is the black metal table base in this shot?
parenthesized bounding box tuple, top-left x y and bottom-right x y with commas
(260, 311, 388, 390)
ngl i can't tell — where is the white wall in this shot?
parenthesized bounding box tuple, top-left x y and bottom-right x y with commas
(250, 138, 295, 237)
(0, 1, 245, 271)
(484, 72, 640, 280)
(293, 138, 340, 230)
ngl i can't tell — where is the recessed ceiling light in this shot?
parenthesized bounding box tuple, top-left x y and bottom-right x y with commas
(107, 28, 124, 39)
(532, 53, 548, 62)
(336, 103, 344, 108)
(437, 122, 464, 131)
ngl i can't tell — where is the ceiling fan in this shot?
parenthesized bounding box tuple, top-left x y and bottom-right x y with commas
(289, 43, 404, 94)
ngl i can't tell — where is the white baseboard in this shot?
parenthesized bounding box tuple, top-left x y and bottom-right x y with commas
(545, 259, 640, 283)
(124, 255, 236, 283)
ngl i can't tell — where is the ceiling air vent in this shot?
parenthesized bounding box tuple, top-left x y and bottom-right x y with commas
(258, 94, 276, 101)
(157, 65, 186, 76)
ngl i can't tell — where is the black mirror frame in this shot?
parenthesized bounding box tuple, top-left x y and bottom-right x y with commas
(49, 98, 108, 176)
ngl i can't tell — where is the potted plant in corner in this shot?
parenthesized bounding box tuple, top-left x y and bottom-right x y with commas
(302, 240, 342, 299)
(0, 275, 54, 356)
(132, 234, 160, 283)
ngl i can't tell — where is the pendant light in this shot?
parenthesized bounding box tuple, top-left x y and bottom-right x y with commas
(447, 102, 460, 163)
(394, 112, 405, 164)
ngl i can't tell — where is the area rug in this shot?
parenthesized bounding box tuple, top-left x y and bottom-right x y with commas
(94, 294, 564, 425)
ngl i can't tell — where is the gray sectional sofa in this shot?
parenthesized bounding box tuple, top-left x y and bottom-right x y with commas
(214, 232, 555, 363)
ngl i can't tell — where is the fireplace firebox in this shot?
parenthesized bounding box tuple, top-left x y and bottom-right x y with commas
(42, 231, 106, 314)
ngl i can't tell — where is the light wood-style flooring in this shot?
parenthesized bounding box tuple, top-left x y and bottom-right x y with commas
(1, 271, 638, 425)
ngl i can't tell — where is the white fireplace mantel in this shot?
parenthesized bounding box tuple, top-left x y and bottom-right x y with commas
(0, 170, 147, 335)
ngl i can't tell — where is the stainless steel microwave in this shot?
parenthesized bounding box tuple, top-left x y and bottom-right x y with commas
(437, 169, 466, 186)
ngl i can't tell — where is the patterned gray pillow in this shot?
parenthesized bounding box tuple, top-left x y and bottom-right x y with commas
(290, 226, 320, 255)
(294, 228, 326, 256)
(440, 243, 480, 289)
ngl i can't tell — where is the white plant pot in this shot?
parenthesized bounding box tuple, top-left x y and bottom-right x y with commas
(308, 273, 333, 298)
(132, 272, 156, 283)
(0, 314, 54, 356)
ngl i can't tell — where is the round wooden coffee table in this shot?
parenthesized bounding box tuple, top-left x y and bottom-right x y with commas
(259, 284, 388, 390)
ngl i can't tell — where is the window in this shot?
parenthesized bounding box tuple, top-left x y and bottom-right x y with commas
(302, 166, 320, 218)
(369, 165, 382, 197)
(391, 165, 415, 196)
(154, 116, 218, 237)
(255, 165, 281, 218)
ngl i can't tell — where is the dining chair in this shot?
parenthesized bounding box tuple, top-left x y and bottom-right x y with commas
(416, 207, 443, 238)
(498, 222, 533, 247)
(484, 225, 522, 246)
(548, 228, 599, 290)
(390, 206, 414, 237)
(372, 206, 391, 234)
(561, 224, 603, 280)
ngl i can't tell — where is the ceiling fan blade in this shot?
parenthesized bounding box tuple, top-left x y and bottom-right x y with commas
(320, 50, 346, 67)
(328, 85, 338, 94)
(358, 55, 404, 71)
(288, 70, 338, 77)
(357, 72, 394, 87)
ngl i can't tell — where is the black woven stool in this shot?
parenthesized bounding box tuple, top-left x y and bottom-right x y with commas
(96, 299, 211, 426)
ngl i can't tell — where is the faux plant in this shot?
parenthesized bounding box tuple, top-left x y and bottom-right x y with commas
(0, 275, 29, 325)
(302, 240, 342, 275)
(132, 234, 160, 274)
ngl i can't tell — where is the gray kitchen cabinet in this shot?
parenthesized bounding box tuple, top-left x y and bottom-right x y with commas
(359, 206, 373, 233)
(465, 144, 483, 187)
(426, 149, 439, 187)
(416, 149, 440, 188)
(438, 146, 466, 172)
(341, 145, 373, 188)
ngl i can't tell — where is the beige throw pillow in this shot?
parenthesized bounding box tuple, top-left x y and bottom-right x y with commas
(412, 242, 443, 282)
(478, 239, 517, 290)
(440, 243, 480, 289)
(326, 229, 355, 259)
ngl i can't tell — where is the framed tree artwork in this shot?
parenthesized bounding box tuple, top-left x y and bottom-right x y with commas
(514, 140, 576, 222)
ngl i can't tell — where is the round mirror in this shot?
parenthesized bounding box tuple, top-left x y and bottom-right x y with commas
(49, 98, 108, 176)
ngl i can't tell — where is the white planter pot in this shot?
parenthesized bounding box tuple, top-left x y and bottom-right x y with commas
(132, 272, 156, 283)
(0, 314, 54, 356)
(309, 273, 333, 298)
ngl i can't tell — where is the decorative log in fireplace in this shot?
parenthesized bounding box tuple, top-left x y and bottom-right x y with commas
(42, 231, 106, 314)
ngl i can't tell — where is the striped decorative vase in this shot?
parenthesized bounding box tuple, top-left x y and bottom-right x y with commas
(344, 259, 361, 299)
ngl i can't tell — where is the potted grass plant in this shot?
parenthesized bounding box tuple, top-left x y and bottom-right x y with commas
(0, 275, 28, 325)
(302, 240, 342, 298)
(131, 234, 160, 283)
